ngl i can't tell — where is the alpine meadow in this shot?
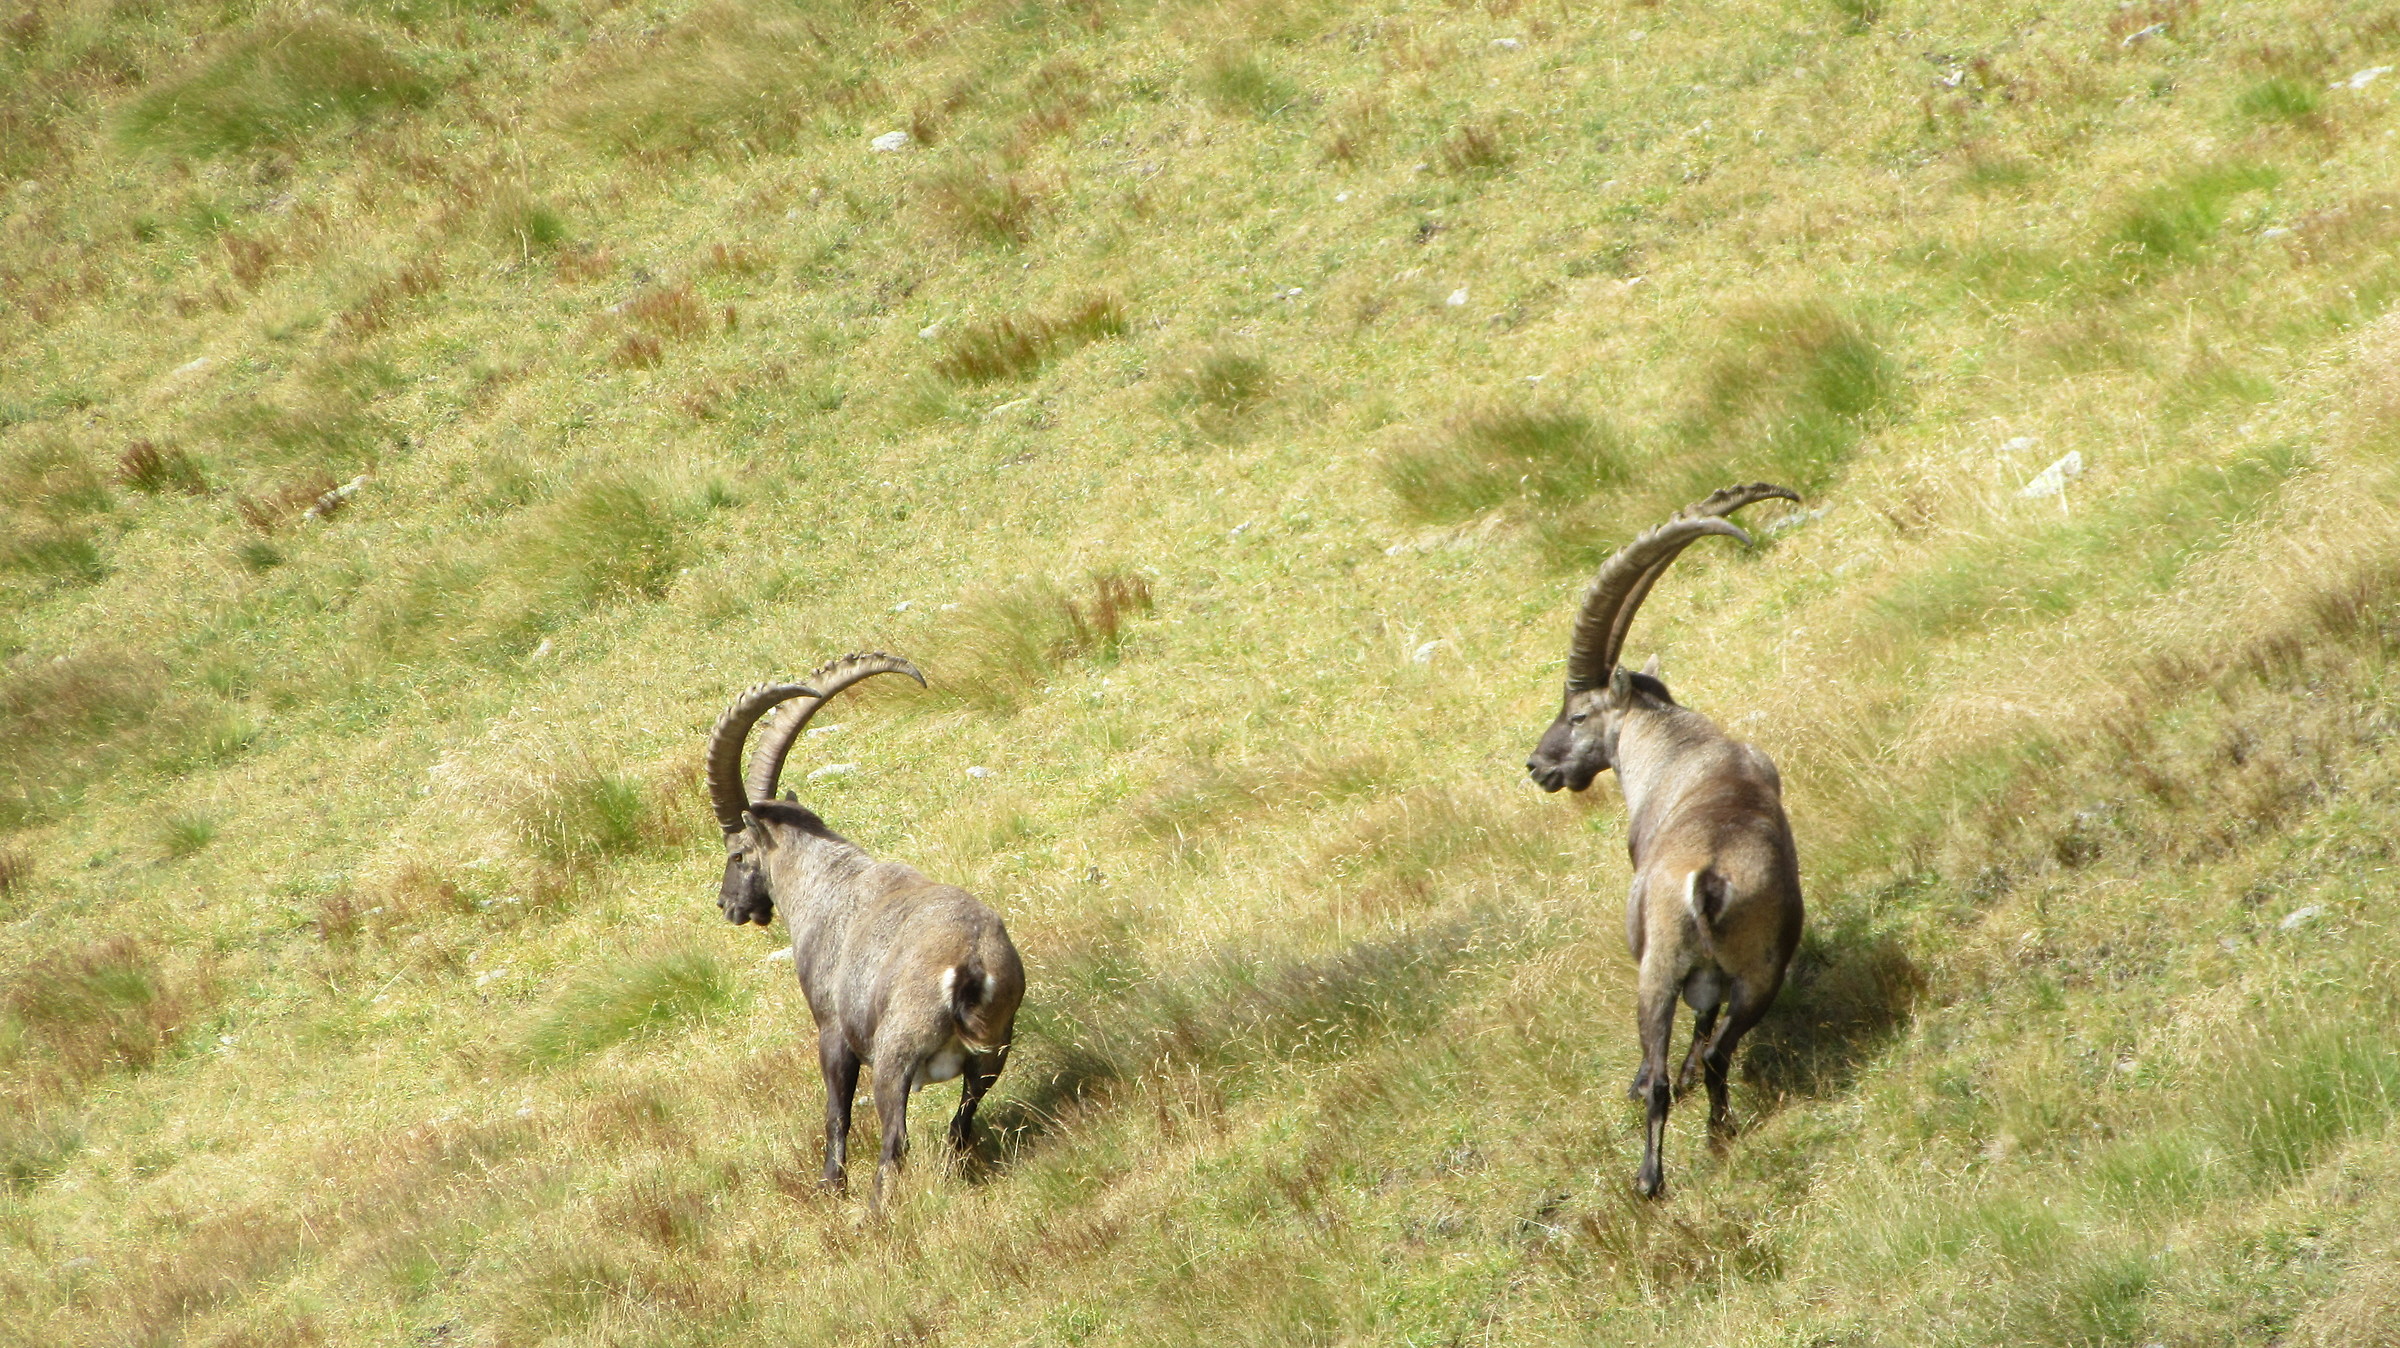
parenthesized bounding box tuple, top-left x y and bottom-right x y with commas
(7, 0, 2400, 1342)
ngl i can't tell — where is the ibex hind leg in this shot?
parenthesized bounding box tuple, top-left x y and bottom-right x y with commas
(947, 1050, 1002, 1161)
(1700, 976, 1780, 1151)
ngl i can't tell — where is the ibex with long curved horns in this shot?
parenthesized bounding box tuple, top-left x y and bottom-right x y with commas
(706, 652, 1024, 1212)
(1526, 485, 1805, 1199)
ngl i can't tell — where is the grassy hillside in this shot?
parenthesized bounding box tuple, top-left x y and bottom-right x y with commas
(5, 0, 2400, 1342)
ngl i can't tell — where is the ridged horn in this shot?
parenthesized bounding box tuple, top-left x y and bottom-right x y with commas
(743, 652, 927, 807)
(707, 680, 824, 835)
(1594, 483, 1800, 678)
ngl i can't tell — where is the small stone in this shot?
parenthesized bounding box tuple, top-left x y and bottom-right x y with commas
(1335, 191, 1351, 203)
(2119, 21, 2165, 46)
(530, 639, 553, 660)
(517, 1106, 536, 1118)
(2018, 450, 2084, 499)
(1446, 288, 1470, 306)
(1411, 639, 1448, 664)
(892, 600, 912, 613)
(2262, 226, 2292, 239)
(2279, 904, 2325, 931)
(2221, 936, 2243, 952)
(919, 323, 941, 339)
(966, 765, 993, 779)
(807, 763, 858, 782)
(1491, 37, 1522, 49)
(871, 130, 913, 152)
(763, 947, 795, 962)
(2000, 435, 2038, 454)
(805, 723, 844, 737)
(2340, 65, 2393, 90)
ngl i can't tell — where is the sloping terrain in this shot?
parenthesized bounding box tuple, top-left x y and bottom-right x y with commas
(4, 0, 2400, 1343)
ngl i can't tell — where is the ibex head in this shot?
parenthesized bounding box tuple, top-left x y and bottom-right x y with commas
(702, 653, 927, 926)
(1526, 484, 1798, 793)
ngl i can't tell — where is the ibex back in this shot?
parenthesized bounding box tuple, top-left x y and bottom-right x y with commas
(706, 653, 1024, 1213)
(1526, 486, 1805, 1199)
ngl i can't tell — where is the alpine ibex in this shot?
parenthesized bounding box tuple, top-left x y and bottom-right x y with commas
(706, 652, 1024, 1211)
(1525, 485, 1805, 1199)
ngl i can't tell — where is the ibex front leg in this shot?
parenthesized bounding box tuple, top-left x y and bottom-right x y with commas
(1633, 961, 1680, 1199)
(819, 1025, 860, 1191)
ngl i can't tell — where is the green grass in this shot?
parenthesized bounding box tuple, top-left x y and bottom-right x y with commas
(523, 946, 745, 1065)
(6, 0, 2400, 1342)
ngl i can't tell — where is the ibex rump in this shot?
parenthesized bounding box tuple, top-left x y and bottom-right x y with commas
(1526, 485, 1805, 1198)
(707, 653, 1024, 1211)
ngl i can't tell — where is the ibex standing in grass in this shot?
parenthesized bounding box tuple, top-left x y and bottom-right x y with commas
(1525, 485, 1806, 1199)
(707, 653, 1024, 1212)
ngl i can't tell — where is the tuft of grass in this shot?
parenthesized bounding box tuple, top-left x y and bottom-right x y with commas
(115, 440, 209, 496)
(1199, 46, 1298, 118)
(930, 569, 1154, 710)
(522, 946, 744, 1064)
(118, 17, 432, 157)
(0, 848, 27, 901)
(0, 652, 166, 828)
(2236, 76, 2323, 126)
(1438, 120, 1510, 176)
(1383, 403, 1630, 523)
(234, 471, 339, 533)
(159, 810, 219, 859)
(1, 938, 203, 1093)
(922, 161, 1051, 245)
(934, 293, 1126, 383)
(500, 474, 691, 616)
(508, 753, 687, 866)
(2107, 163, 2280, 277)
(549, 2, 875, 159)
(1176, 346, 1275, 411)
(1686, 300, 1902, 492)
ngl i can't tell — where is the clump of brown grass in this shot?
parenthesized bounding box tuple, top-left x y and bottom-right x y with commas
(1438, 120, 1510, 175)
(934, 293, 1126, 383)
(929, 567, 1154, 710)
(331, 256, 444, 340)
(1383, 401, 1630, 524)
(0, 848, 29, 901)
(1, 937, 209, 1095)
(115, 440, 209, 495)
(235, 471, 340, 532)
(922, 161, 1051, 245)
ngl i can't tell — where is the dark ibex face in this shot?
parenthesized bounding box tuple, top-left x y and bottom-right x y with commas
(1527, 666, 1666, 793)
(719, 820, 774, 926)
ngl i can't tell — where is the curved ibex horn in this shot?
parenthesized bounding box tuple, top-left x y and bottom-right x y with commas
(744, 652, 927, 807)
(1595, 483, 1800, 679)
(705, 681, 822, 836)
(1562, 483, 1798, 692)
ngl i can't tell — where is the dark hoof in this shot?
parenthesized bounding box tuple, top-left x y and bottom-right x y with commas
(1635, 1170, 1665, 1200)
(1627, 1069, 1651, 1100)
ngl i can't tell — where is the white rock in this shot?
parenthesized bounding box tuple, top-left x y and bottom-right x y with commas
(1335, 191, 1351, 203)
(892, 600, 912, 613)
(530, 639, 553, 660)
(2119, 21, 2165, 46)
(763, 947, 795, 962)
(171, 357, 211, 378)
(1446, 288, 1470, 307)
(805, 723, 844, 736)
(2339, 65, 2393, 89)
(517, 1106, 536, 1118)
(807, 763, 858, 781)
(1411, 639, 1448, 664)
(919, 323, 941, 339)
(2262, 226, 2292, 238)
(871, 130, 913, 152)
(2018, 450, 2084, 499)
(966, 765, 993, 779)
(1491, 37, 1522, 49)
(2000, 435, 2038, 454)
(2279, 904, 2326, 931)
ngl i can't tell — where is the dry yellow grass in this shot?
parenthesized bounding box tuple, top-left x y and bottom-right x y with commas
(4, 0, 2400, 1343)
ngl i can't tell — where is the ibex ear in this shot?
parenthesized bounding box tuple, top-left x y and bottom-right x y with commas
(1640, 653, 1663, 679)
(1609, 666, 1637, 698)
(739, 810, 771, 848)
(782, 790, 796, 803)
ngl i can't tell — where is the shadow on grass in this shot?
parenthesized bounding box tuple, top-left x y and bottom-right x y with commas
(1739, 914, 1925, 1101)
(969, 915, 1502, 1171)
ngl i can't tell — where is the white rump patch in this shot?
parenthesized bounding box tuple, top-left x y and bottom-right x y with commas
(939, 967, 958, 998)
